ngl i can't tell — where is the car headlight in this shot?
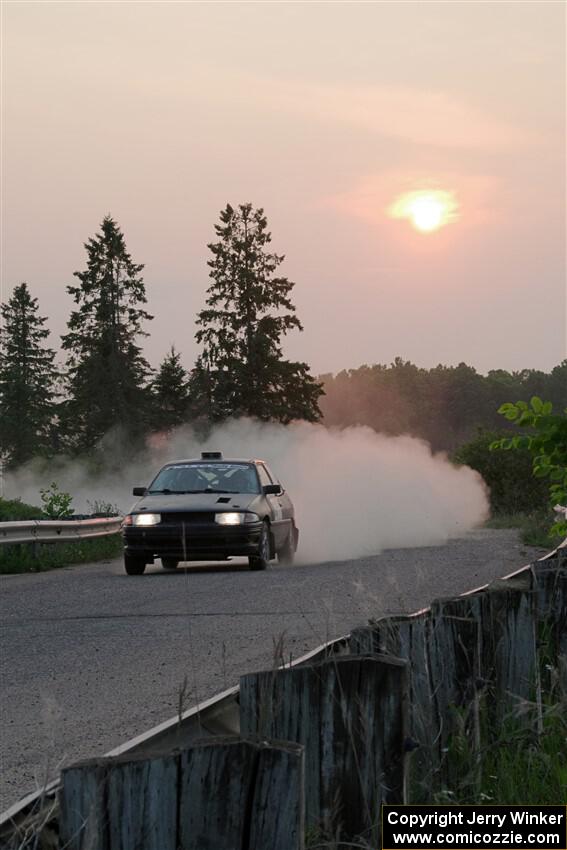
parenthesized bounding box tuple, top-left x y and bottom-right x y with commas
(132, 513, 161, 526)
(215, 512, 259, 525)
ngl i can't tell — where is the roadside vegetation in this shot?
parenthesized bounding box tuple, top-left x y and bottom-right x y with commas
(0, 496, 45, 522)
(436, 682, 567, 805)
(491, 396, 567, 539)
(453, 398, 567, 549)
(0, 495, 122, 574)
(484, 512, 560, 549)
(446, 399, 567, 801)
(0, 535, 123, 575)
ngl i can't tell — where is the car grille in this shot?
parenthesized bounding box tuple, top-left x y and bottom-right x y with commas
(160, 512, 215, 524)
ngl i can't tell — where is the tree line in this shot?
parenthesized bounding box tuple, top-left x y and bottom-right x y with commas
(1, 204, 565, 474)
(0, 205, 323, 468)
(320, 359, 567, 453)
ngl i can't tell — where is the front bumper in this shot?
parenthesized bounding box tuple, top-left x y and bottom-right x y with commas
(123, 521, 263, 561)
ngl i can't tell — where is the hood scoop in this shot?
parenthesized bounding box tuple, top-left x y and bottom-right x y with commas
(216, 497, 231, 504)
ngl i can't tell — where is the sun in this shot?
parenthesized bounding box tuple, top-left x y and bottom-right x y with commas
(388, 189, 459, 234)
(408, 195, 444, 232)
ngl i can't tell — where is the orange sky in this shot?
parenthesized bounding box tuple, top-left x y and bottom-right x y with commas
(2, 1, 565, 374)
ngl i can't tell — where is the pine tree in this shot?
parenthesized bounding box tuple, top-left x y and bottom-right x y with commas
(0, 283, 57, 467)
(151, 346, 190, 431)
(193, 203, 323, 423)
(61, 216, 153, 451)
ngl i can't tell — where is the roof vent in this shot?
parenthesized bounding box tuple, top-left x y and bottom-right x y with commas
(201, 451, 223, 460)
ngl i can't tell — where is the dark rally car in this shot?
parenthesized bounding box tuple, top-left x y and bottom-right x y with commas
(122, 452, 299, 575)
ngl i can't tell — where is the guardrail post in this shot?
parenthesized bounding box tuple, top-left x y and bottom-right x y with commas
(532, 554, 567, 691)
(240, 654, 408, 845)
(349, 611, 480, 801)
(432, 571, 538, 729)
(59, 737, 304, 850)
(59, 761, 109, 850)
(179, 737, 304, 850)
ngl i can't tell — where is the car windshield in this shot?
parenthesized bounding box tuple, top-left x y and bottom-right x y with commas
(148, 463, 260, 495)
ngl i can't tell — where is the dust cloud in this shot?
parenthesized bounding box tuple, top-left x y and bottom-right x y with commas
(4, 420, 489, 564)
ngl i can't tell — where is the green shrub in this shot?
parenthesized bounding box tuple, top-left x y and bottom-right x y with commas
(453, 429, 549, 516)
(492, 397, 567, 538)
(0, 496, 45, 521)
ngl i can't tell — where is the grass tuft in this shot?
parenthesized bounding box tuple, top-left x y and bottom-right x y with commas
(485, 511, 563, 549)
(433, 679, 567, 804)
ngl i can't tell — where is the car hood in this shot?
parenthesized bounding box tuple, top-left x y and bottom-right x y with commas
(131, 492, 261, 514)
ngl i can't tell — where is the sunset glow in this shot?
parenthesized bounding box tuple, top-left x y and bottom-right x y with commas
(2, 2, 563, 376)
(388, 190, 459, 233)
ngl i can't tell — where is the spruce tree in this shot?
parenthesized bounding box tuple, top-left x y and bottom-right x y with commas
(0, 283, 57, 467)
(194, 203, 323, 423)
(61, 216, 152, 451)
(151, 346, 190, 431)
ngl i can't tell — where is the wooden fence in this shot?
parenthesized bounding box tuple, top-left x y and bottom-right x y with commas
(6, 549, 566, 850)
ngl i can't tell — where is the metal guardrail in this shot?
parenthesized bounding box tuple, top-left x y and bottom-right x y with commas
(0, 517, 123, 546)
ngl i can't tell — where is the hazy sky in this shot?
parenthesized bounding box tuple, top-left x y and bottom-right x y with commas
(2, 1, 565, 376)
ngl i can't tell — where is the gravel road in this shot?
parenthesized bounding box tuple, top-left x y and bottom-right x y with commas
(0, 528, 547, 811)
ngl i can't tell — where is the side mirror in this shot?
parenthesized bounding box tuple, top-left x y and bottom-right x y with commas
(132, 487, 147, 496)
(263, 484, 281, 496)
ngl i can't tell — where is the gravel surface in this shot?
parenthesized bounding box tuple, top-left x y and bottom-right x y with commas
(0, 527, 547, 811)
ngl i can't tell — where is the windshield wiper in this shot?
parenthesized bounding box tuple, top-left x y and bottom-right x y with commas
(148, 489, 192, 494)
(191, 488, 235, 494)
(148, 488, 247, 495)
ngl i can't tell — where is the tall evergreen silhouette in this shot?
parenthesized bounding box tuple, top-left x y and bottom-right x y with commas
(61, 216, 152, 451)
(0, 283, 57, 466)
(193, 203, 323, 422)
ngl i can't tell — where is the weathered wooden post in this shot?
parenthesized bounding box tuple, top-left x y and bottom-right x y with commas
(240, 654, 408, 845)
(60, 737, 305, 850)
(349, 613, 435, 800)
(427, 606, 481, 794)
(60, 753, 178, 850)
(178, 737, 304, 850)
(532, 556, 567, 691)
(59, 760, 110, 850)
(107, 754, 178, 850)
(432, 571, 538, 728)
(350, 610, 480, 800)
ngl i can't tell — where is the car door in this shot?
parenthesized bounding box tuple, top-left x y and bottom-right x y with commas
(260, 463, 293, 547)
(257, 463, 286, 547)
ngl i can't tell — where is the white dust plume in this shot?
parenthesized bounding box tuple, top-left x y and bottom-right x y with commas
(4, 419, 488, 564)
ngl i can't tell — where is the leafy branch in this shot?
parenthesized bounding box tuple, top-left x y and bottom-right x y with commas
(490, 397, 567, 537)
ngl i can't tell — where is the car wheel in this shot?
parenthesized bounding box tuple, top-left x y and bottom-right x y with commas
(249, 521, 271, 571)
(124, 554, 146, 575)
(278, 526, 296, 565)
(161, 558, 179, 571)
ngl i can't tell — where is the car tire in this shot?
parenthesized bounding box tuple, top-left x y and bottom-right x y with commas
(249, 521, 271, 571)
(124, 554, 146, 575)
(161, 558, 179, 571)
(278, 526, 296, 565)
